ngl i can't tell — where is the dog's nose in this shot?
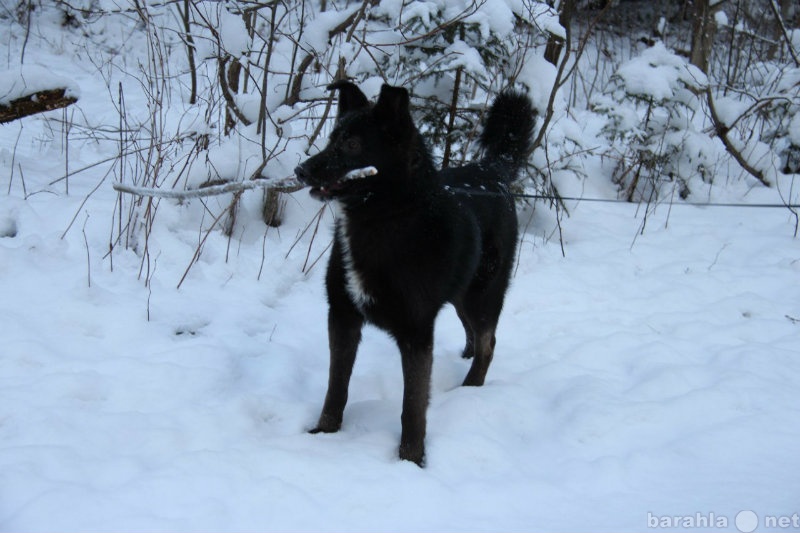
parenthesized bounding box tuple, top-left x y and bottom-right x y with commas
(294, 165, 309, 183)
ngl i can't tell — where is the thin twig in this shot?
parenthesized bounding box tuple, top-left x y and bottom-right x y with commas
(81, 214, 91, 287)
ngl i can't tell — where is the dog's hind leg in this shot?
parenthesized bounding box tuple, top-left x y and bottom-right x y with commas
(459, 290, 505, 387)
(455, 304, 476, 360)
(397, 328, 434, 466)
(460, 235, 515, 386)
(310, 308, 363, 434)
(462, 326, 496, 386)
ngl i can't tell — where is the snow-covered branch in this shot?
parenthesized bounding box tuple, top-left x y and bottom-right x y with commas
(706, 86, 772, 187)
(112, 167, 379, 199)
(112, 176, 300, 199)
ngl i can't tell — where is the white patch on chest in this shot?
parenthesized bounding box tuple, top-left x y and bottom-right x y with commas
(336, 217, 375, 311)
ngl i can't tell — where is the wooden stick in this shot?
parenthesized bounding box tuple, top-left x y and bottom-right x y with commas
(113, 176, 301, 199)
(112, 166, 378, 199)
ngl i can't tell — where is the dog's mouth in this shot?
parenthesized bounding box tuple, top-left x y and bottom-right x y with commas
(306, 166, 378, 201)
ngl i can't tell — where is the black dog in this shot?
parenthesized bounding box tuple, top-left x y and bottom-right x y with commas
(295, 81, 535, 465)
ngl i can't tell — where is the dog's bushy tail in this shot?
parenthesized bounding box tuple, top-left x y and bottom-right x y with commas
(478, 91, 536, 179)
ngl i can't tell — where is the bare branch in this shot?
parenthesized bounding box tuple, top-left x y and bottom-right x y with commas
(218, 55, 252, 127)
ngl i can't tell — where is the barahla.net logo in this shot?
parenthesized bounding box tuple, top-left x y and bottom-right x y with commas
(647, 510, 800, 531)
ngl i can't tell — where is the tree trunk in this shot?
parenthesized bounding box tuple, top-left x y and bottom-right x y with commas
(262, 189, 285, 228)
(224, 59, 242, 135)
(690, 0, 720, 73)
(544, 0, 576, 66)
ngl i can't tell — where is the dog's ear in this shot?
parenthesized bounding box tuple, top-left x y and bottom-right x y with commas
(374, 84, 410, 122)
(374, 84, 415, 140)
(327, 80, 369, 119)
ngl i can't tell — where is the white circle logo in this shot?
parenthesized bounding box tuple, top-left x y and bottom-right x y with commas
(736, 510, 759, 533)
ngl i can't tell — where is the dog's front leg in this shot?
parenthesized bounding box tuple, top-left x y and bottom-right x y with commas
(311, 308, 363, 434)
(397, 330, 434, 466)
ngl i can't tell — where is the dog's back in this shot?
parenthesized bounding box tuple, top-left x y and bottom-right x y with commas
(442, 90, 535, 249)
(296, 83, 536, 465)
(439, 91, 535, 378)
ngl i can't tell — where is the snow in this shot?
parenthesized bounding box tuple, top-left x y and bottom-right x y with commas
(516, 53, 560, 113)
(2, 4, 800, 533)
(301, 6, 361, 54)
(713, 96, 751, 129)
(789, 113, 800, 145)
(528, 2, 564, 40)
(3, 177, 800, 531)
(218, 9, 250, 57)
(462, 0, 516, 40)
(442, 40, 488, 77)
(0, 65, 80, 105)
(398, 1, 439, 28)
(714, 9, 729, 28)
(790, 29, 800, 58)
(614, 42, 707, 103)
(777, 66, 800, 94)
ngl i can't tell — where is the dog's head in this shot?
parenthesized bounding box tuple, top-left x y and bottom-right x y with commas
(295, 81, 424, 202)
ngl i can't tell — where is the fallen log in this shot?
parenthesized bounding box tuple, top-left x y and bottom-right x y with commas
(0, 88, 78, 124)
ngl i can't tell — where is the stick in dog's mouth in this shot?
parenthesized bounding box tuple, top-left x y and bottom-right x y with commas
(340, 166, 378, 182)
(307, 166, 378, 200)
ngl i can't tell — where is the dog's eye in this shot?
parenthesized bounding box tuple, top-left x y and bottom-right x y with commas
(343, 137, 361, 154)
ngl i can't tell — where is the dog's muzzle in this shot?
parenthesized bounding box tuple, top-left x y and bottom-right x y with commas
(295, 164, 379, 201)
(294, 164, 312, 185)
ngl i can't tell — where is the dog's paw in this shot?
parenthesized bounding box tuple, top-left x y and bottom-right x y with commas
(309, 424, 339, 434)
(398, 443, 425, 467)
(462, 373, 486, 387)
(309, 414, 342, 434)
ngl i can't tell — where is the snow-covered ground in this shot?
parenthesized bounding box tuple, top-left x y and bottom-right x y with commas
(3, 164, 800, 531)
(2, 6, 800, 533)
